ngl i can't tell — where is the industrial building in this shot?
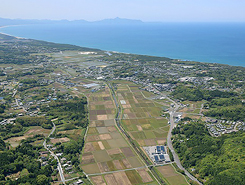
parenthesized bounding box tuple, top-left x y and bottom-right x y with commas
(143, 145, 171, 164)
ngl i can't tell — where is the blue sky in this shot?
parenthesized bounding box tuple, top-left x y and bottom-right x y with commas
(0, 0, 244, 22)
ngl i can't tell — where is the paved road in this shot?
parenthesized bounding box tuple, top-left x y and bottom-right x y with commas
(167, 103, 203, 185)
(43, 121, 66, 184)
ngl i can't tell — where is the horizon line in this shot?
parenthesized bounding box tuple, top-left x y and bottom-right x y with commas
(1, 16, 245, 23)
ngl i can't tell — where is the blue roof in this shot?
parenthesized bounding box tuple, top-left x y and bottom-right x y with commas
(154, 155, 159, 161)
(156, 146, 161, 153)
(161, 146, 165, 152)
(159, 155, 165, 160)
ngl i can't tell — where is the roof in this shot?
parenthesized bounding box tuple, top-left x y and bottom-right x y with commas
(154, 155, 159, 162)
(83, 83, 99, 88)
(164, 154, 170, 162)
(159, 155, 165, 160)
(161, 146, 165, 153)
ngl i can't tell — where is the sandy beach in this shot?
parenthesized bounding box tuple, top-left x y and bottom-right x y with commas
(0, 25, 25, 39)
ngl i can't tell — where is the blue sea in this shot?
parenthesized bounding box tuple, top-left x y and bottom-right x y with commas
(1, 22, 245, 67)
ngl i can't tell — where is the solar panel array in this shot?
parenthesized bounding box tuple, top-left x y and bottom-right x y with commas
(154, 155, 159, 162)
(161, 146, 165, 153)
(159, 155, 165, 160)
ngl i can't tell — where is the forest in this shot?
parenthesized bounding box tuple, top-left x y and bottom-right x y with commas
(0, 141, 53, 185)
(41, 97, 88, 128)
(171, 85, 237, 101)
(0, 97, 88, 184)
(172, 121, 245, 185)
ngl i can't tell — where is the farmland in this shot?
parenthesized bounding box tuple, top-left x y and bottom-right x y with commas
(80, 82, 159, 184)
(156, 165, 188, 185)
(114, 81, 169, 147)
(178, 100, 206, 120)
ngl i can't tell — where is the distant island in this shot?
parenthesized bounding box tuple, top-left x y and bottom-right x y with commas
(1, 19, 244, 66)
(0, 17, 143, 26)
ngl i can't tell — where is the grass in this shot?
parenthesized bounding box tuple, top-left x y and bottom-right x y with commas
(107, 161, 117, 171)
(102, 140, 111, 150)
(124, 123, 138, 131)
(142, 91, 154, 98)
(127, 157, 144, 168)
(141, 124, 152, 130)
(131, 132, 147, 139)
(88, 127, 99, 135)
(144, 131, 156, 139)
(110, 153, 125, 160)
(125, 170, 143, 184)
(156, 165, 189, 185)
(20, 168, 29, 177)
(114, 82, 171, 148)
(82, 163, 100, 174)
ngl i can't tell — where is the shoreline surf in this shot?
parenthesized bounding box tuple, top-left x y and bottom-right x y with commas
(0, 23, 245, 67)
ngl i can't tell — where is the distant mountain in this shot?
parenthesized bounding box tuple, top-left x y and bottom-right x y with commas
(94, 17, 143, 24)
(0, 17, 85, 26)
(0, 17, 143, 26)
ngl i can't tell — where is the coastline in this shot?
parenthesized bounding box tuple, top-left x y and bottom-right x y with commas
(0, 25, 26, 39)
(0, 24, 244, 67)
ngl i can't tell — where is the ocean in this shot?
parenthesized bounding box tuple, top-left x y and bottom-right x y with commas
(1, 22, 245, 67)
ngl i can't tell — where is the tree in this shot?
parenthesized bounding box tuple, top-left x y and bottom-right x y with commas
(36, 174, 50, 185)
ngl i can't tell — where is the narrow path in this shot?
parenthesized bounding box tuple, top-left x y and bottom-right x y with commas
(43, 121, 66, 184)
(199, 103, 204, 115)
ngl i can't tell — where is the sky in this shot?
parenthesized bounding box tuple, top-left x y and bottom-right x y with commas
(0, 0, 244, 22)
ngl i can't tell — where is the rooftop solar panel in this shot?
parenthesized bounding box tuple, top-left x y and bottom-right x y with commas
(154, 155, 159, 161)
(159, 155, 165, 160)
(161, 146, 165, 152)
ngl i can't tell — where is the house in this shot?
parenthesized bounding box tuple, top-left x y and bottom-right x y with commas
(73, 179, 84, 185)
(65, 166, 73, 171)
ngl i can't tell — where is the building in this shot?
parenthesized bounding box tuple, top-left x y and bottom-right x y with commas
(143, 145, 171, 164)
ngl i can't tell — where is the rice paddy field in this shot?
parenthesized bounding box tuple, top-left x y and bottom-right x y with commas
(156, 165, 189, 185)
(115, 81, 169, 147)
(80, 83, 158, 184)
(89, 169, 158, 185)
(76, 79, 191, 185)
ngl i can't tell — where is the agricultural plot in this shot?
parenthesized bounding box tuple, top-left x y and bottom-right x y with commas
(50, 50, 108, 68)
(80, 83, 157, 183)
(116, 82, 169, 147)
(156, 165, 188, 185)
(90, 169, 157, 185)
(5, 126, 51, 147)
(177, 100, 206, 121)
